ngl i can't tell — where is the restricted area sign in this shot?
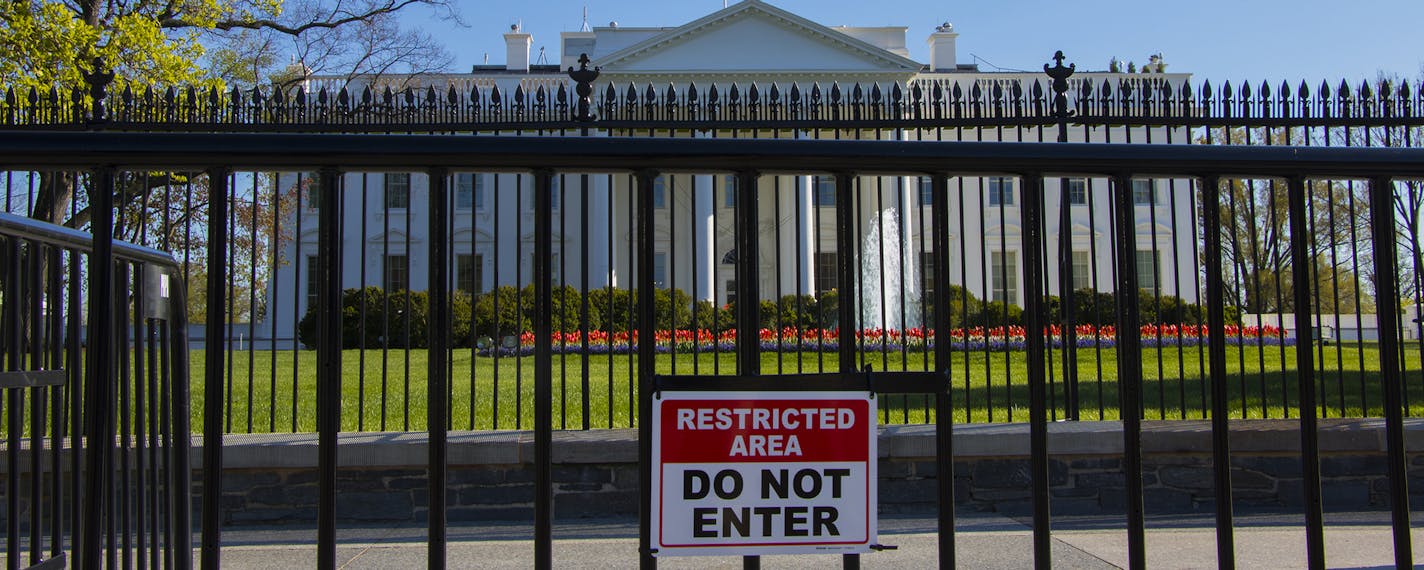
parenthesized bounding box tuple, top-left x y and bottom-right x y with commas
(651, 391, 877, 557)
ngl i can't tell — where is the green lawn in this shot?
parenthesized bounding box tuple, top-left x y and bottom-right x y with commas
(186, 342, 1424, 434)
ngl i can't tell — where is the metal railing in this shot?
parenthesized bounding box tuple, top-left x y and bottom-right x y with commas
(0, 129, 1420, 568)
(0, 211, 192, 569)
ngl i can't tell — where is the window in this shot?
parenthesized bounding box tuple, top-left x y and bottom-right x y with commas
(987, 177, 1014, 206)
(304, 174, 321, 211)
(456, 254, 482, 295)
(384, 254, 409, 292)
(529, 253, 563, 285)
(456, 174, 484, 211)
(1071, 250, 1091, 291)
(814, 176, 836, 206)
(653, 252, 668, 289)
(814, 252, 838, 294)
(306, 255, 319, 311)
(1135, 250, 1160, 293)
(990, 250, 1017, 303)
(385, 173, 411, 209)
(1067, 178, 1088, 206)
(653, 176, 667, 209)
(920, 252, 936, 299)
(1132, 179, 1156, 205)
(726, 279, 737, 305)
(918, 176, 934, 206)
(521, 176, 562, 211)
(724, 175, 738, 208)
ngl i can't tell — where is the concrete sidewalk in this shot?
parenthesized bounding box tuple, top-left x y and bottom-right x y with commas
(210, 512, 1424, 569)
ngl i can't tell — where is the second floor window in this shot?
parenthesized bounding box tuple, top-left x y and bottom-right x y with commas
(988, 177, 1014, 207)
(385, 173, 411, 209)
(1132, 179, 1156, 205)
(918, 176, 934, 206)
(814, 176, 836, 206)
(456, 173, 484, 211)
(652, 176, 667, 209)
(1067, 178, 1088, 205)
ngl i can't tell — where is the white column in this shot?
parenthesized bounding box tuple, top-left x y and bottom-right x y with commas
(693, 173, 715, 302)
(587, 173, 612, 289)
(797, 175, 816, 295)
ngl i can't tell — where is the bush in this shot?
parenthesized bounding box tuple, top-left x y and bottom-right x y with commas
(298, 287, 431, 349)
(969, 300, 1024, 327)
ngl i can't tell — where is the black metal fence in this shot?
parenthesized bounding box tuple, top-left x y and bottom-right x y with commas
(0, 128, 1421, 568)
(1, 56, 1424, 568)
(4, 62, 1424, 435)
(0, 211, 193, 569)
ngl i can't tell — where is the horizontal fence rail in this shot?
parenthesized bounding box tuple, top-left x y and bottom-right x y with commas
(0, 130, 1421, 568)
(6, 76, 1424, 132)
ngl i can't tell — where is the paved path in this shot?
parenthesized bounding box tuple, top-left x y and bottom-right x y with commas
(209, 512, 1424, 568)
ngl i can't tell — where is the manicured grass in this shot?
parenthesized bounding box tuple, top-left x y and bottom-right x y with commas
(189, 342, 1424, 434)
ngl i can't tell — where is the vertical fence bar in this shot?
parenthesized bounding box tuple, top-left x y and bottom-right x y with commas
(5, 234, 21, 570)
(1368, 175, 1414, 569)
(832, 171, 858, 570)
(636, 169, 658, 570)
(1112, 173, 1147, 570)
(1286, 176, 1326, 570)
(533, 169, 555, 570)
(81, 165, 117, 570)
(1199, 175, 1236, 568)
(735, 170, 761, 376)
(835, 172, 858, 371)
(930, 173, 955, 569)
(734, 170, 764, 570)
(200, 167, 229, 570)
(315, 166, 343, 570)
(1020, 174, 1052, 569)
(427, 168, 450, 569)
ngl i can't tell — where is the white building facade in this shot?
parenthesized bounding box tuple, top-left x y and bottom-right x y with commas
(259, 0, 1196, 344)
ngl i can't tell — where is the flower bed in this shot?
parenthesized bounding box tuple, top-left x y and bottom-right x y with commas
(472, 324, 1290, 356)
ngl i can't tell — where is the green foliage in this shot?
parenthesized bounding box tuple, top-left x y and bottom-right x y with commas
(970, 300, 1024, 327)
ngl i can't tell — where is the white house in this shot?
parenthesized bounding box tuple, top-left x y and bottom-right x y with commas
(257, 0, 1196, 345)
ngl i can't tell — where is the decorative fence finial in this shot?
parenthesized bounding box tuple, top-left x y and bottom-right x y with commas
(1044, 50, 1075, 143)
(567, 53, 601, 123)
(81, 57, 115, 127)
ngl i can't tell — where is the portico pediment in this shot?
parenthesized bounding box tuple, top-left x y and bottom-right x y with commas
(596, 0, 920, 77)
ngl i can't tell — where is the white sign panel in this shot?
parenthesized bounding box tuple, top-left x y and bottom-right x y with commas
(651, 391, 877, 557)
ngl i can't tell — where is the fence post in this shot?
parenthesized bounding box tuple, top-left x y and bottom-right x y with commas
(635, 169, 658, 570)
(533, 169, 554, 570)
(930, 173, 955, 569)
(315, 166, 343, 570)
(427, 167, 450, 569)
(1285, 176, 1326, 570)
(80, 165, 117, 570)
(1046, 51, 1080, 420)
(1367, 175, 1414, 569)
(1020, 173, 1052, 569)
(201, 167, 230, 570)
(1111, 173, 1146, 570)
(1199, 175, 1237, 568)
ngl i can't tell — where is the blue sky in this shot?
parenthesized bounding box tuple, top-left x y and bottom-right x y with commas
(414, 0, 1424, 85)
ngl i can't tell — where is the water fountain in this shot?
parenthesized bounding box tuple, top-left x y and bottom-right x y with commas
(859, 208, 921, 332)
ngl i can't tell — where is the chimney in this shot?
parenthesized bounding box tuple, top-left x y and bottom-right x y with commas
(504, 23, 532, 72)
(926, 22, 958, 72)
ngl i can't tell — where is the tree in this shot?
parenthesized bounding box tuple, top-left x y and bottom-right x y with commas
(1202, 128, 1378, 316)
(2, 0, 458, 329)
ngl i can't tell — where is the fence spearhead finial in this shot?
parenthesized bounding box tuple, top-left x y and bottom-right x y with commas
(567, 53, 601, 123)
(81, 57, 115, 127)
(1044, 50, 1076, 142)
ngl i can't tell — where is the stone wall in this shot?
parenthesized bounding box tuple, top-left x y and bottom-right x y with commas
(190, 419, 1424, 525)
